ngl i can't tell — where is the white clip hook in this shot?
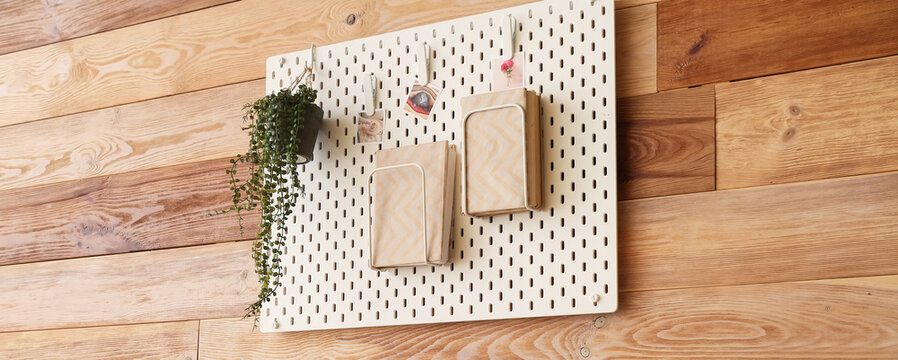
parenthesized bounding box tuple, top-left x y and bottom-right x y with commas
(363, 73, 377, 116)
(502, 14, 516, 60)
(306, 44, 316, 69)
(417, 42, 431, 84)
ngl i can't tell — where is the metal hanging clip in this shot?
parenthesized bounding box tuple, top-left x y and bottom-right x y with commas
(363, 73, 377, 116)
(417, 42, 431, 84)
(289, 44, 317, 90)
(502, 14, 517, 60)
(306, 44, 316, 69)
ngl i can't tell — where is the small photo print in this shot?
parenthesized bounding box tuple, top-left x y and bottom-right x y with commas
(492, 52, 526, 91)
(357, 109, 385, 144)
(403, 82, 441, 120)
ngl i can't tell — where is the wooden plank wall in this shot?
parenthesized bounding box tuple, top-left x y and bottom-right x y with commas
(0, 0, 896, 358)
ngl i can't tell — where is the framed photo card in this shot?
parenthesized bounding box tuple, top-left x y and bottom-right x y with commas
(403, 82, 442, 120)
(357, 109, 385, 144)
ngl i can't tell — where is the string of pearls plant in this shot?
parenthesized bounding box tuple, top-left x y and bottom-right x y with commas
(213, 67, 320, 325)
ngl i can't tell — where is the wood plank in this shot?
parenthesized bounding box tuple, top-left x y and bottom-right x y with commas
(716, 55, 898, 189)
(617, 86, 714, 199)
(616, 3, 657, 97)
(0, 241, 257, 332)
(615, 0, 660, 9)
(0, 321, 198, 360)
(198, 275, 898, 359)
(0, 0, 657, 127)
(0, 79, 261, 191)
(658, 0, 898, 90)
(620, 172, 898, 292)
(0, 158, 258, 266)
(0, 0, 233, 56)
(0, 2, 52, 56)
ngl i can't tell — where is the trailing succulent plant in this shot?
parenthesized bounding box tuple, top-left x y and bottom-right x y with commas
(213, 73, 318, 324)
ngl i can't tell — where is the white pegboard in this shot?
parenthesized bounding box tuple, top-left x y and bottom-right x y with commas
(262, 0, 616, 332)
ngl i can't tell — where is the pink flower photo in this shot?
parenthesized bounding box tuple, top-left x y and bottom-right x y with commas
(492, 52, 525, 91)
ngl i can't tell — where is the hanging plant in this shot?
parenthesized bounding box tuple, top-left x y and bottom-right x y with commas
(213, 68, 323, 323)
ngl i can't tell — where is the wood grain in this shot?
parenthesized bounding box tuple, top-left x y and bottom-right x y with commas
(0, 241, 257, 333)
(0, 0, 233, 56)
(716, 55, 898, 189)
(0, 0, 657, 127)
(0, 79, 261, 191)
(620, 172, 898, 292)
(0, 321, 198, 360)
(0, 2, 51, 56)
(658, 0, 898, 89)
(198, 275, 898, 359)
(0, 158, 258, 266)
(617, 86, 714, 199)
(616, 3, 657, 97)
(615, 0, 660, 9)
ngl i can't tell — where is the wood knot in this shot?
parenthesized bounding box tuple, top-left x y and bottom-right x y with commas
(579, 347, 590, 357)
(688, 31, 709, 55)
(76, 220, 111, 236)
(789, 104, 801, 116)
(345, 13, 358, 25)
(782, 127, 797, 141)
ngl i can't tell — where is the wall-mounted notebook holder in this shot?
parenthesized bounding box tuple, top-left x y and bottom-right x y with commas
(262, 0, 618, 332)
(461, 104, 537, 215)
(462, 103, 530, 216)
(367, 163, 429, 269)
(367, 141, 456, 269)
(461, 88, 542, 216)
